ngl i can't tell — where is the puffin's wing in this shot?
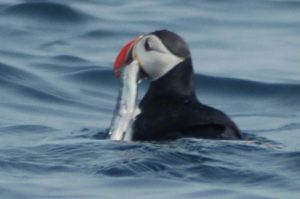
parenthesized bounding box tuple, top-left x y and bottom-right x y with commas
(181, 104, 242, 139)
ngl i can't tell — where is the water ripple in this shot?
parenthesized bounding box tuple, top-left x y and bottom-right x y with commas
(2, 2, 92, 24)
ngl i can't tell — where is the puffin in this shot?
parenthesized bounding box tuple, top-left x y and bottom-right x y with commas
(112, 30, 242, 141)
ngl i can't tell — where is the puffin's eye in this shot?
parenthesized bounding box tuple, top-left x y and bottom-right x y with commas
(144, 38, 152, 51)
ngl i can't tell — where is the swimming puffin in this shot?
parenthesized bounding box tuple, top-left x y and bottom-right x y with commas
(113, 30, 242, 141)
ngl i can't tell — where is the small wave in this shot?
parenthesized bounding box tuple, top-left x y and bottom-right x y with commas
(248, 122, 300, 134)
(0, 49, 38, 59)
(51, 55, 88, 64)
(80, 29, 135, 39)
(30, 62, 88, 74)
(271, 151, 300, 174)
(39, 40, 69, 49)
(265, 0, 300, 9)
(0, 62, 114, 113)
(0, 124, 57, 133)
(0, 62, 78, 104)
(60, 67, 117, 87)
(81, 30, 119, 39)
(196, 74, 300, 106)
(196, 74, 300, 97)
(94, 138, 294, 190)
(0, 159, 71, 174)
(0, 62, 38, 83)
(1, 2, 92, 24)
(7, 83, 73, 104)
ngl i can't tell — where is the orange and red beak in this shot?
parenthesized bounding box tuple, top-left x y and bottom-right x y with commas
(113, 36, 142, 78)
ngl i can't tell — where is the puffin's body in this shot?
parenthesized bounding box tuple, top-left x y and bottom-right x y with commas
(112, 30, 242, 141)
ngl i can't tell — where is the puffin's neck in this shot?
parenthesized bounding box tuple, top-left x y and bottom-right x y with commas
(140, 58, 197, 107)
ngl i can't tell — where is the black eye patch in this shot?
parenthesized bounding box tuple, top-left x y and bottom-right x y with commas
(144, 38, 151, 51)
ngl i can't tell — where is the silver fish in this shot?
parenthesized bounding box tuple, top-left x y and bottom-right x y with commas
(109, 60, 140, 141)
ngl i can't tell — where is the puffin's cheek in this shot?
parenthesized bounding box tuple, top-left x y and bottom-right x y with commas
(132, 43, 141, 65)
(139, 52, 154, 76)
(134, 45, 147, 69)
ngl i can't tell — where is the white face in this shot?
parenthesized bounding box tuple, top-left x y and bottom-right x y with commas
(132, 35, 184, 81)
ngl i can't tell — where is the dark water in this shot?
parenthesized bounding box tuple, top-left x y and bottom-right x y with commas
(0, 0, 300, 198)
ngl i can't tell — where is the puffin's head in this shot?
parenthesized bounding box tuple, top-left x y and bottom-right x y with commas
(114, 30, 191, 81)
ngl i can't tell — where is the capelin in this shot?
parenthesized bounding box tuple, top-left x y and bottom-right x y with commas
(109, 61, 140, 141)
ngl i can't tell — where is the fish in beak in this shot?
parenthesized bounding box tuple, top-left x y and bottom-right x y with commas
(109, 36, 143, 141)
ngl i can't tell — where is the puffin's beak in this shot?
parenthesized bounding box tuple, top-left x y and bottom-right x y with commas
(113, 35, 143, 78)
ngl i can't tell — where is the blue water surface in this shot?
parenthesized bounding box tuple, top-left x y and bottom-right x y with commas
(0, 0, 300, 198)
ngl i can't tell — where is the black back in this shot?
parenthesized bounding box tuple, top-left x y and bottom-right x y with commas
(132, 58, 242, 141)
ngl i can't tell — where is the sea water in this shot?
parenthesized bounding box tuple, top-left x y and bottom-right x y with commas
(0, 0, 299, 198)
